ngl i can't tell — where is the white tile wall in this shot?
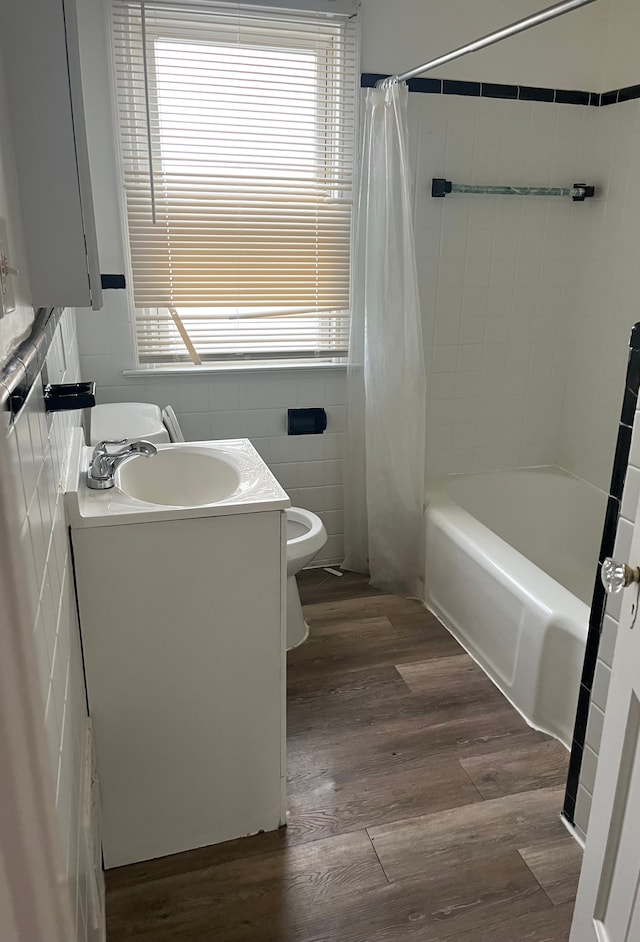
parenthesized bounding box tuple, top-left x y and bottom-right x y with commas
(574, 784, 593, 843)
(570, 100, 640, 839)
(559, 99, 640, 490)
(76, 272, 346, 566)
(406, 93, 590, 477)
(574, 409, 640, 837)
(78, 92, 592, 567)
(5, 309, 103, 942)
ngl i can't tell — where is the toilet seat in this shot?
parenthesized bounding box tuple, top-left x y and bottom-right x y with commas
(286, 507, 327, 574)
(90, 402, 172, 445)
(161, 405, 184, 442)
(285, 506, 327, 649)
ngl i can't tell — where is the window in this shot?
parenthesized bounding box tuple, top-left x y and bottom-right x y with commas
(111, 0, 358, 366)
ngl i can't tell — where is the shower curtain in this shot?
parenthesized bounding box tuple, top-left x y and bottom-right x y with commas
(343, 81, 426, 598)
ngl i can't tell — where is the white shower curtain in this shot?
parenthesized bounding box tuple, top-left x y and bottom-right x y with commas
(343, 81, 426, 598)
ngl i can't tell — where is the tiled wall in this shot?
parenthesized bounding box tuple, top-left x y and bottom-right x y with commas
(560, 98, 640, 837)
(572, 374, 640, 840)
(78, 90, 592, 558)
(4, 309, 103, 941)
(406, 91, 590, 476)
(559, 98, 640, 490)
(76, 303, 346, 566)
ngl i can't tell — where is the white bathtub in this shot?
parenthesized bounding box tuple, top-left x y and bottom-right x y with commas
(424, 467, 607, 748)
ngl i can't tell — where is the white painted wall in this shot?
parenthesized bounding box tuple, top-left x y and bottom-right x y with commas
(360, 0, 608, 89)
(599, 0, 640, 91)
(0, 46, 34, 359)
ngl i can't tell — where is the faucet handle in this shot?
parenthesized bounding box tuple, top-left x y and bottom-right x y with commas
(98, 438, 127, 448)
(92, 437, 126, 458)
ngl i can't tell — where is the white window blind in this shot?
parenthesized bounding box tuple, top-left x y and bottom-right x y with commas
(111, 0, 357, 365)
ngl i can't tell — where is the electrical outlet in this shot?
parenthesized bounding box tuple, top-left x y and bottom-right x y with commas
(0, 217, 17, 318)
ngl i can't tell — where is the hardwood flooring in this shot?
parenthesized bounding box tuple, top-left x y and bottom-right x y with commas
(106, 570, 580, 942)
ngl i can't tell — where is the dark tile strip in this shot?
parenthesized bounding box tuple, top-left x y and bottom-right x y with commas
(407, 77, 442, 95)
(621, 350, 640, 428)
(555, 89, 590, 106)
(563, 322, 640, 825)
(617, 84, 640, 103)
(519, 85, 554, 103)
(360, 73, 388, 89)
(611, 424, 633, 495)
(443, 79, 481, 97)
(600, 89, 619, 107)
(598, 496, 623, 564)
(360, 74, 640, 109)
(482, 82, 518, 100)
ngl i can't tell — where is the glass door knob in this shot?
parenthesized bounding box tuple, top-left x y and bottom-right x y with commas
(602, 558, 640, 594)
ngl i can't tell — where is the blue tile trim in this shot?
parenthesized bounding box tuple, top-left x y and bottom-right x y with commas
(555, 88, 590, 105)
(564, 323, 640, 827)
(407, 77, 441, 94)
(443, 79, 481, 97)
(618, 84, 640, 103)
(360, 74, 640, 109)
(519, 85, 554, 103)
(601, 89, 619, 106)
(481, 82, 518, 100)
(360, 73, 387, 88)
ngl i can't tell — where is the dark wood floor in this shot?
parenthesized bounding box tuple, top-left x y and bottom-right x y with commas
(106, 570, 581, 942)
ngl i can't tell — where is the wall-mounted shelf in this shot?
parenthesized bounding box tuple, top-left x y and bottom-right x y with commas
(432, 178, 595, 201)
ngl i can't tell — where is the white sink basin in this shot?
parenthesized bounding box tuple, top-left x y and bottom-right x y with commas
(116, 446, 241, 507)
(65, 435, 289, 528)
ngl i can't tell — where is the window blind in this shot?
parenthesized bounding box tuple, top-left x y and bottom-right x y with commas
(111, 0, 357, 364)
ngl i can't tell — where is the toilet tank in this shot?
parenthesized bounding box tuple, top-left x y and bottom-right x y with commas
(89, 402, 171, 445)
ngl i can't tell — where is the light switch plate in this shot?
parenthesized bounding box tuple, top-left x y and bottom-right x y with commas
(0, 217, 16, 317)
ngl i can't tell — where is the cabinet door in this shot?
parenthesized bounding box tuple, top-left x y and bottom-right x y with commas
(0, 0, 102, 310)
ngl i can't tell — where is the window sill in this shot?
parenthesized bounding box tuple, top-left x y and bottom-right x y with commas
(123, 360, 348, 379)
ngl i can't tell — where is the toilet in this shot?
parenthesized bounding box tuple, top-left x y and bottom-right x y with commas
(89, 402, 327, 649)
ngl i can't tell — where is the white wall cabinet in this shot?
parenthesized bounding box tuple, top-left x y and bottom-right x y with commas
(0, 0, 102, 310)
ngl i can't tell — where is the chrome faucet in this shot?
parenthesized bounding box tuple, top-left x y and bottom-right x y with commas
(87, 438, 157, 490)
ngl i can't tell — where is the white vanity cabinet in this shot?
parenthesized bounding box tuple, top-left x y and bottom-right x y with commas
(0, 0, 102, 309)
(67, 437, 289, 868)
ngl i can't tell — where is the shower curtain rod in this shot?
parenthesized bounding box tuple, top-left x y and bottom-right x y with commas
(388, 0, 599, 85)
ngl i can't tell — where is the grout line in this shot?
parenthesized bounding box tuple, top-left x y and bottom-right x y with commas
(516, 847, 558, 907)
(365, 830, 391, 885)
(457, 760, 487, 803)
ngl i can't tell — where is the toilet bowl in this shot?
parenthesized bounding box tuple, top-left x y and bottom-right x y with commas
(286, 507, 327, 649)
(89, 401, 327, 649)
